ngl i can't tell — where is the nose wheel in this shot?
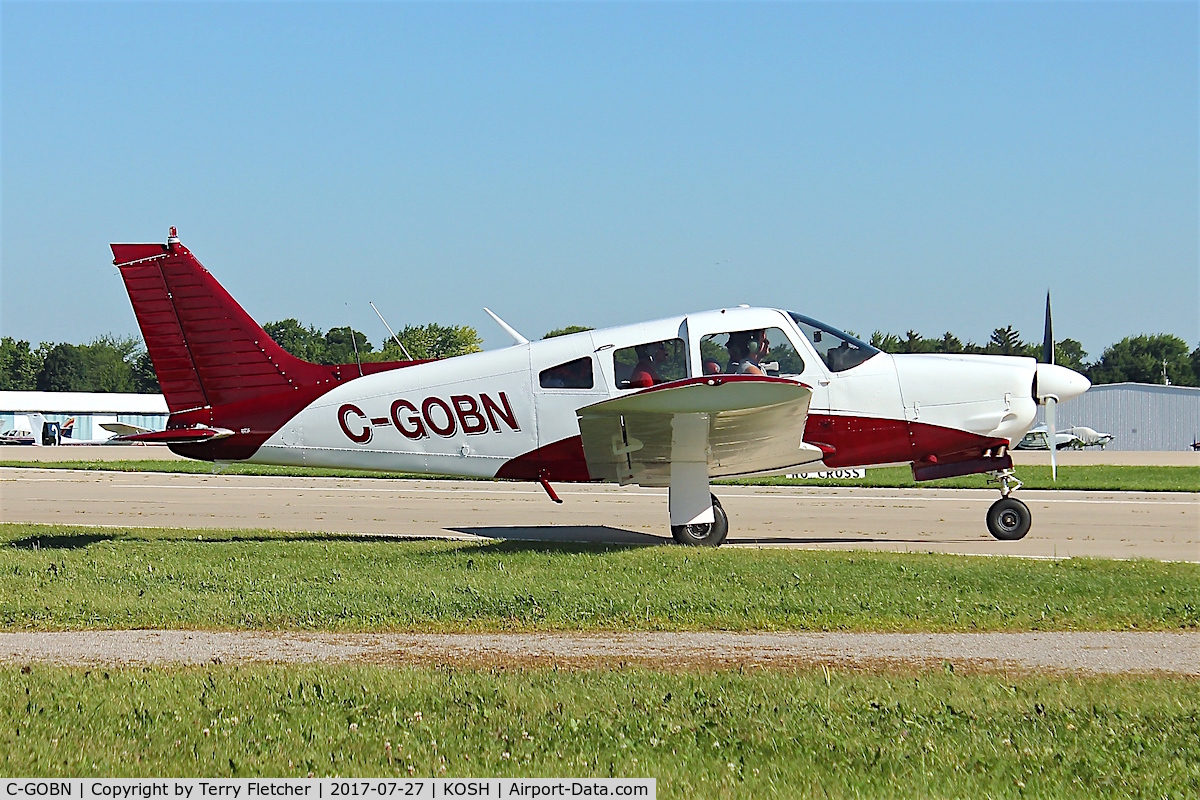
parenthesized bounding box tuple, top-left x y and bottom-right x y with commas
(986, 469, 1031, 541)
(987, 497, 1031, 540)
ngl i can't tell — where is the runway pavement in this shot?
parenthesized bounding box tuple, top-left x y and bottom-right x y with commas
(3, 467, 1196, 560)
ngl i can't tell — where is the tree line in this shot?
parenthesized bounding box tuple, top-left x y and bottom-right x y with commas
(0, 320, 484, 394)
(2, 322, 1197, 392)
(866, 327, 1200, 387)
(0, 335, 160, 394)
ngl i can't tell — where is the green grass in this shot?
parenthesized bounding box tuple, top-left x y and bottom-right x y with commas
(0, 459, 446, 481)
(2, 664, 1196, 798)
(3, 524, 1197, 633)
(4, 459, 1196, 491)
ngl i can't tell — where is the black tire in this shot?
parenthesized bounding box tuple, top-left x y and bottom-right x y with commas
(987, 497, 1032, 541)
(671, 494, 729, 547)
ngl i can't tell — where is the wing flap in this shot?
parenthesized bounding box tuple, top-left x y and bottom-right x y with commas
(577, 376, 819, 486)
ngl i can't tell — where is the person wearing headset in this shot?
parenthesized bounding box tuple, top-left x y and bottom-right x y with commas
(728, 330, 768, 375)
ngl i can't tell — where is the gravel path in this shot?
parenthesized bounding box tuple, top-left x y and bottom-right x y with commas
(0, 631, 1195, 674)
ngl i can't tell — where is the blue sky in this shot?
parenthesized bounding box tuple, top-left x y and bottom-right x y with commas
(2, 1, 1196, 359)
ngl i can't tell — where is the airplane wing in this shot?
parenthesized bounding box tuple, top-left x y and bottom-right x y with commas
(577, 375, 821, 487)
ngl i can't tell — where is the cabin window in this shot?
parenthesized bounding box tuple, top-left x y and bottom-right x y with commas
(787, 312, 879, 372)
(539, 357, 595, 389)
(613, 338, 686, 389)
(699, 327, 803, 377)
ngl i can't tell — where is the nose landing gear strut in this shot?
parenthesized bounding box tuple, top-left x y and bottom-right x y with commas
(985, 469, 1031, 540)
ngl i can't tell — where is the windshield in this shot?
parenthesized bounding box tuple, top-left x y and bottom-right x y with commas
(787, 312, 879, 372)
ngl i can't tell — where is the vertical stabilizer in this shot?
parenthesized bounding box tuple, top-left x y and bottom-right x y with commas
(112, 232, 420, 460)
(112, 239, 333, 413)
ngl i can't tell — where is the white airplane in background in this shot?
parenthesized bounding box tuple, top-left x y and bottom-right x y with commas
(1068, 426, 1114, 449)
(1016, 426, 1084, 451)
(1017, 425, 1115, 451)
(0, 415, 127, 445)
(111, 229, 1090, 545)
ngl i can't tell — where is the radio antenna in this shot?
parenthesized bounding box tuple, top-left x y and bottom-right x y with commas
(347, 304, 363, 376)
(370, 301, 413, 360)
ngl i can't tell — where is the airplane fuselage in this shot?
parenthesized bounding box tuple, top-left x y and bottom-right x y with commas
(208, 307, 1046, 483)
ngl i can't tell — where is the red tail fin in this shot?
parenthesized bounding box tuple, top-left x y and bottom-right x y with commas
(112, 234, 417, 460)
(112, 239, 339, 413)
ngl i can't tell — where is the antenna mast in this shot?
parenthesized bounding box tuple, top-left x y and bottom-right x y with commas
(346, 305, 363, 377)
(370, 302, 413, 360)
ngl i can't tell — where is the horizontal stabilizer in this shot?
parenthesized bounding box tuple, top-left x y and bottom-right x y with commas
(113, 426, 233, 444)
(577, 375, 818, 486)
(99, 422, 153, 436)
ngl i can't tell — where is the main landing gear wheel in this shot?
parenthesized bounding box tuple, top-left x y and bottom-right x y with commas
(987, 497, 1031, 541)
(671, 494, 728, 547)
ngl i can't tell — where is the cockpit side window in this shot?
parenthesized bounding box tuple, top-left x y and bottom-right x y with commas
(699, 327, 803, 377)
(613, 338, 686, 390)
(787, 312, 879, 372)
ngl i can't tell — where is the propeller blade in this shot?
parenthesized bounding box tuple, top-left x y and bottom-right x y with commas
(1046, 396, 1057, 482)
(1042, 291, 1054, 364)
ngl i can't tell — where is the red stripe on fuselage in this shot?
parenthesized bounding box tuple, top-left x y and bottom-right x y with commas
(495, 415, 1010, 483)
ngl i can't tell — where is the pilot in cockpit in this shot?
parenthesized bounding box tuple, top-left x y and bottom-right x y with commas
(726, 331, 768, 376)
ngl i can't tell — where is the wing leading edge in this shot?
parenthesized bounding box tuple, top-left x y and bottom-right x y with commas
(577, 375, 821, 487)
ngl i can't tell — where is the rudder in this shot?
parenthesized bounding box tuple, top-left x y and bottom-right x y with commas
(112, 236, 329, 413)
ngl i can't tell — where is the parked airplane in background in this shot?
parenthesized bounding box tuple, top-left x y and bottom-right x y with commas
(111, 230, 1090, 545)
(1017, 425, 1115, 451)
(1069, 426, 1115, 449)
(0, 415, 124, 445)
(0, 426, 38, 446)
(1016, 426, 1083, 451)
(0, 413, 51, 445)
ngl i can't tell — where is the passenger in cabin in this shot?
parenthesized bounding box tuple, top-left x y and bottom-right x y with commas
(565, 358, 592, 387)
(629, 341, 668, 388)
(724, 335, 748, 374)
(703, 359, 722, 375)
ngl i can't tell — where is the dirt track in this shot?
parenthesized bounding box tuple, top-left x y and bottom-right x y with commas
(0, 630, 1195, 675)
(3, 467, 1197, 561)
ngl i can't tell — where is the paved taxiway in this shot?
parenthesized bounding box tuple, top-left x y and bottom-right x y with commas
(3, 467, 1196, 561)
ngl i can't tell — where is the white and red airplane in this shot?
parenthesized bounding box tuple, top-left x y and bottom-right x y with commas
(111, 229, 1090, 545)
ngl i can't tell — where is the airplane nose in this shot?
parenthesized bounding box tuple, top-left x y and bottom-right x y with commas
(1035, 363, 1091, 403)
